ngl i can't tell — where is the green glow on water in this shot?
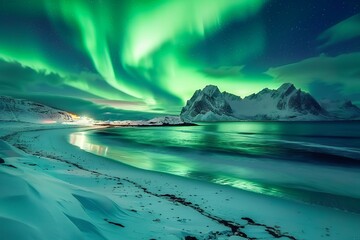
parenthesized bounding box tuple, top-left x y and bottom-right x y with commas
(69, 129, 287, 198)
(68, 122, 289, 198)
(68, 121, 360, 211)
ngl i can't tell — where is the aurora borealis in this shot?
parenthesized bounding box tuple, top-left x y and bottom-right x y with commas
(0, 0, 359, 119)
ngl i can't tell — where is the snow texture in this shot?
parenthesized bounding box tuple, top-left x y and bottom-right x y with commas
(0, 123, 359, 239)
(0, 96, 73, 123)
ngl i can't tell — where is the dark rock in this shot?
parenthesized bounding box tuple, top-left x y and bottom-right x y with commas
(184, 236, 198, 240)
(104, 218, 124, 228)
(4, 164, 17, 169)
(287, 90, 324, 115)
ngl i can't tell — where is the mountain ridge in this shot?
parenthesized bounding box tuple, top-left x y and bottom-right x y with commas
(0, 96, 74, 123)
(180, 83, 360, 121)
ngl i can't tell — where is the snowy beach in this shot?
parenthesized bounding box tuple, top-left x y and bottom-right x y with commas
(1, 122, 359, 240)
(1, 0, 360, 239)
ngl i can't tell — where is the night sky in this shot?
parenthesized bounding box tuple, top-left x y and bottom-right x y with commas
(0, 0, 359, 119)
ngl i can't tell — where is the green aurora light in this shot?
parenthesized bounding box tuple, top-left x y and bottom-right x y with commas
(0, 0, 359, 116)
(0, 0, 268, 110)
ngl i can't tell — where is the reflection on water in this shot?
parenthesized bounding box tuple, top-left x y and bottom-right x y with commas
(69, 132, 108, 156)
(214, 176, 285, 197)
(69, 122, 360, 212)
(70, 131, 197, 175)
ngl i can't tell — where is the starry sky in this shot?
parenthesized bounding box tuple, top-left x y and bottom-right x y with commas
(0, 0, 359, 119)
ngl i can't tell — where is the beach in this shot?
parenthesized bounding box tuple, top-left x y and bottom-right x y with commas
(0, 122, 359, 240)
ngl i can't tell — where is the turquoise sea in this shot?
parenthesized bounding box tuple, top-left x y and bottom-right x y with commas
(69, 121, 360, 213)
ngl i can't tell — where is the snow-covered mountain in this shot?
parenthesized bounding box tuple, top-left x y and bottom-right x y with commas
(0, 96, 74, 123)
(180, 83, 359, 121)
(319, 99, 360, 120)
(180, 86, 238, 122)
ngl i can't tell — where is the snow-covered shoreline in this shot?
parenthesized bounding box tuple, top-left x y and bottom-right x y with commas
(0, 122, 359, 239)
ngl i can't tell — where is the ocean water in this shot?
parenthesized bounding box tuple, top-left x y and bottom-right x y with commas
(69, 121, 360, 213)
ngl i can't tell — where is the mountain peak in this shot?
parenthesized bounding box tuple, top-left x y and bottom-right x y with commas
(202, 85, 221, 97)
(277, 83, 295, 92)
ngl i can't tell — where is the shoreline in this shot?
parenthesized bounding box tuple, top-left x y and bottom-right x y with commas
(1, 123, 359, 239)
(70, 126, 360, 215)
